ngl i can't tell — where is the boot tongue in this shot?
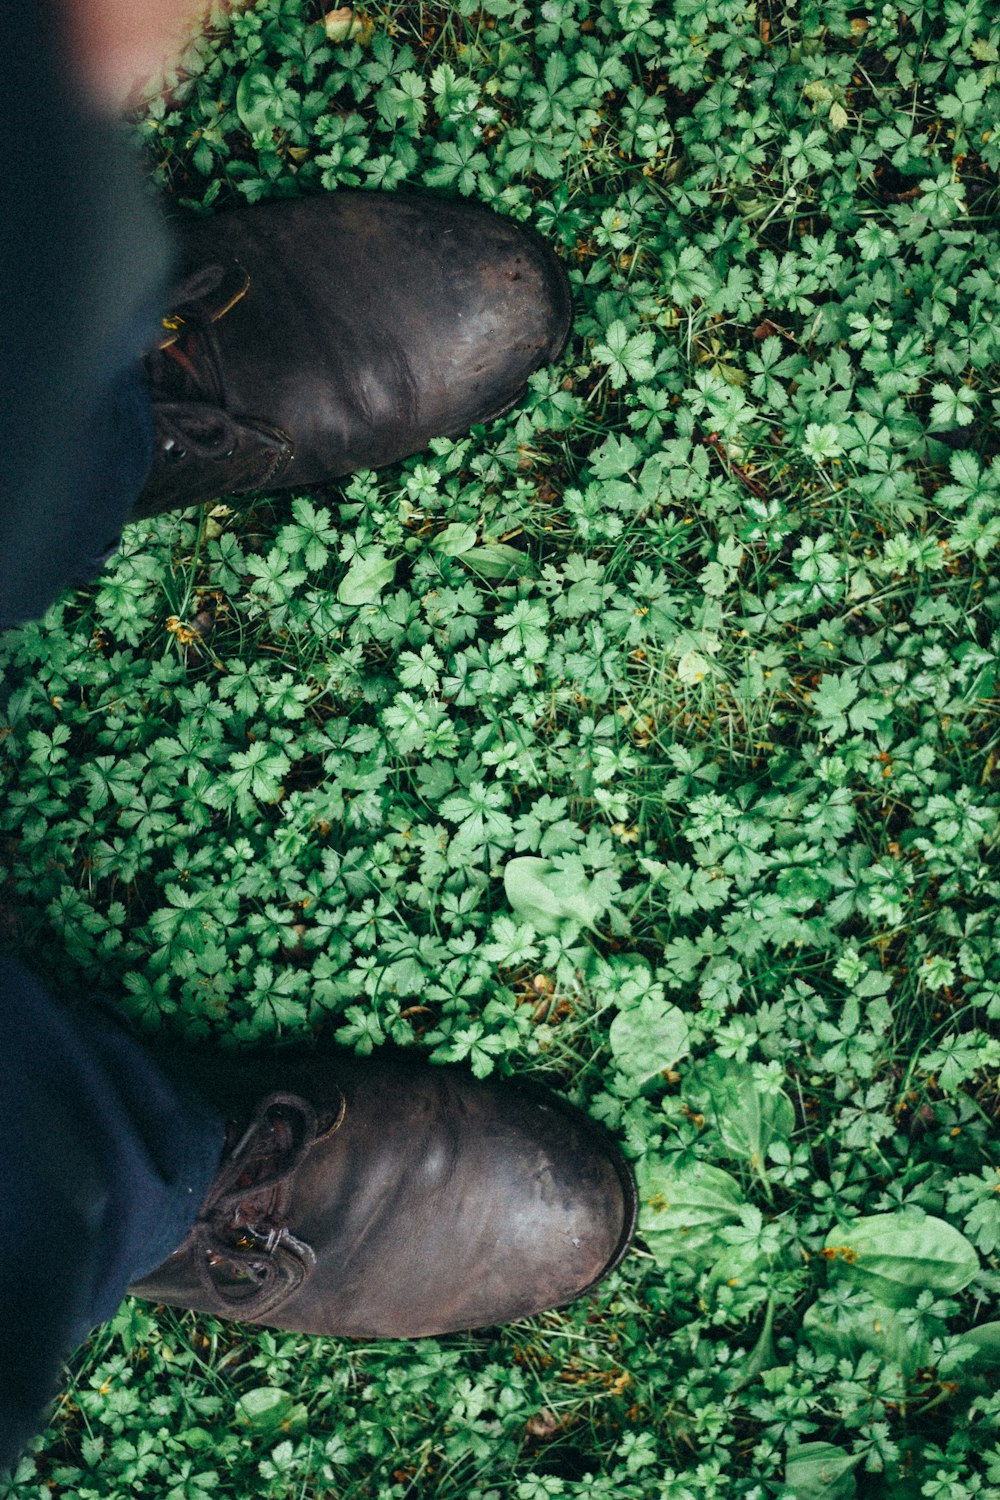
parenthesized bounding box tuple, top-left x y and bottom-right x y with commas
(158, 261, 251, 350)
(150, 334, 217, 406)
(146, 260, 251, 407)
(232, 1104, 298, 1199)
(189, 1092, 334, 1318)
(133, 255, 296, 518)
(219, 1094, 319, 1207)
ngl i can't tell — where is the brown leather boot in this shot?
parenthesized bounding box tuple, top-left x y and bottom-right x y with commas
(128, 1049, 636, 1337)
(131, 192, 572, 520)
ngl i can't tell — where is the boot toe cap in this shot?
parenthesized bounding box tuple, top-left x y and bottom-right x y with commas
(129, 1051, 636, 1341)
(168, 192, 575, 486)
(322, 1068, 638, 1337)
(494, 1086, 637, 1316)
(383, 196, 574, 442)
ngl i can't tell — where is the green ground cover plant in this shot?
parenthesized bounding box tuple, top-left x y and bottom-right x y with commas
(2, 0, 1000, 1494)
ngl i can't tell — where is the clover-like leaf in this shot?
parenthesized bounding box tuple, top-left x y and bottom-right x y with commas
(235, 66, 290, 135)
(592, 320, 657, 388)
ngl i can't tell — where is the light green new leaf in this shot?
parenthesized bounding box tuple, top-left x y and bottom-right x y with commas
(431, 522, 478, 557)
(503, 856, 601, 934)
(636, 1157, 745, 1269)
(610, 996, 690, 1085)
(802, 1298, 931, 1376)
(824, 1211, 979, 1307)
(235, 1386, 307, 1434)
(337, 547, 397, 606)
(784, 1443, 860, 1500)
(461, 543, 536, 580)
(938, 1322, 1000, 1377)
(697, 1057, 795, 1169)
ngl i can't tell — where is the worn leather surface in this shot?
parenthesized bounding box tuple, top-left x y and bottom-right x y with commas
(133, 191, 572, 518)
(130, 1049, 636, 1337)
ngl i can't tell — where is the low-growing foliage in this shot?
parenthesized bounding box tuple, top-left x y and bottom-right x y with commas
(2, 0, 999, 1494)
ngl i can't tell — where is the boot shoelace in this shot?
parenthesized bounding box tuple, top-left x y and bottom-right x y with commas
(191, 1088, 344, 1319)
(145, 264, 246, 464)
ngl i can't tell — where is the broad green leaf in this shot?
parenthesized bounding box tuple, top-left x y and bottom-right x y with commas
(503, 856, 603, 933)
(235, 67, 280, 134)
(504, 856, 573, 934)
(235, 1387, 304, 1433)
(431, 522, 478, 557)
(609, 996, 690, 1085)
(784, 1443, 860, 1500)
(938, 1322, 1000, 1377)
(461, 544, 536, 580)
(707, 1238, 769, 1293)
(824, 1212, 979, 1307)
(730, 1297, 778, 1390)
(337, 547, 397, 606)
(694, 1057, 795, 1169)
(636, 1158, 745, 1269)
(802, 1299, 930, 1376)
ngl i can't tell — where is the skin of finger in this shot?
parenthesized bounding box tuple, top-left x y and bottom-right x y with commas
(60, 0, 212, 110)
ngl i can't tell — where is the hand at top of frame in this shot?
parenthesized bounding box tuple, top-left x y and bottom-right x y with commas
(62, 0, 212, 111)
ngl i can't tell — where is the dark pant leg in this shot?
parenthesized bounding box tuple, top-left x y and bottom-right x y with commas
(66, 343, 160, 589)
(0, 0, 215, 1475)
(0, 956, 225, 1473)
(1, 0, 169, 631)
